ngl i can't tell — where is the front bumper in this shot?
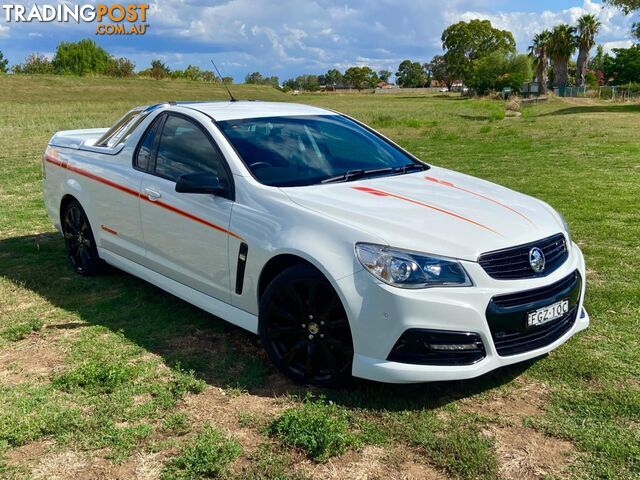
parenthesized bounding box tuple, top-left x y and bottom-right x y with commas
(335, 242, 588, 383)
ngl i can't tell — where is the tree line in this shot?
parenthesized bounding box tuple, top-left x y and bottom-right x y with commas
(0, 39, 232, 82)
(1, 0, 639, 96)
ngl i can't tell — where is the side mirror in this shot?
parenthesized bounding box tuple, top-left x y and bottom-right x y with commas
(175, 173, 226, 195)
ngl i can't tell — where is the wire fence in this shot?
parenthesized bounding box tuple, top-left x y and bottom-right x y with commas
(553, 85, 640, 100)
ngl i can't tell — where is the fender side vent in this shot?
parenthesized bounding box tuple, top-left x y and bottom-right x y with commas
(235, 243, 248, 295)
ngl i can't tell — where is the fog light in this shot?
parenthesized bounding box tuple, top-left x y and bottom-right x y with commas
(388, 328, 485, 366)
(428, 343, 479, 351)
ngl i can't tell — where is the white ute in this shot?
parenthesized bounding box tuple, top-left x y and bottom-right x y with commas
(43, 101, 588, 385)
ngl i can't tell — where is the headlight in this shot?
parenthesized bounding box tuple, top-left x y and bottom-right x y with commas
(355, 243, 472, 288)
(557, 211, 572, 246)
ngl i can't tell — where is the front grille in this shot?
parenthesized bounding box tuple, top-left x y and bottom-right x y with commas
(492, 271, 579, 308)
(486, 271, 582, 356)
(479, 233, 568, 280)
(387, 329, 485, 366)
(492, 306, 578, 356)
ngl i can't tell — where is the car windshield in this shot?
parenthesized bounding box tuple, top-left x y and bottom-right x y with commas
(216, 114, 427, 187)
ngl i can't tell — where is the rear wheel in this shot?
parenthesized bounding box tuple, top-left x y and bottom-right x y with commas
(259, 264, 354, 387)
(61, 200, 102, 276)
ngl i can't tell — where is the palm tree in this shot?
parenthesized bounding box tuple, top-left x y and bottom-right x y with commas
(528, 30, 552, 94)
(548, 24, 577, 88)
(576, 14, 601, 87)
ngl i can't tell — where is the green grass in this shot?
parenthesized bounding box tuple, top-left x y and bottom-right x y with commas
(268, 398, 361, 461)
(161, 425, 242, 480)
(0, 75, 639, 478)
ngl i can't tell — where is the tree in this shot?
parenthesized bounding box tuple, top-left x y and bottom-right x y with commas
(244, 71, 278, 86)
(377, 69, 392, 83)
(466, 51, 532, 95)
(12, 53, 54, 74)
(442, 19, 516, 82)
(429, 55, 455, 90)
(590, 45, 606, 71)
(528, 30, 552, 94)
(283, 74, 320, 91)
(395, 60, 428, 87)
(51, 39, 110, 75)
(548, 24, 576, 88)
(244, 71, 264, 84)
(343, 66, 378, 90)
(320, 68, 343, 86)
(604, 0, 640, 14)
(576, 14, 601, 86)
(604, 45, 640, 84)
(105, 57, 135, 78)
(146, 59, 170, 79)
(0, 51, 8, 74)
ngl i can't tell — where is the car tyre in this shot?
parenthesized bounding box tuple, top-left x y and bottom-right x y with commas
(61, 200, 103, 276)
(259, 264, 354, 387)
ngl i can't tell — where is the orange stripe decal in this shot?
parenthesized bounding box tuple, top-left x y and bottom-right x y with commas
(101, 225, 118, 235)
(425, 176, 534, 225)
(352, 186, 500, 235)
(45, 157, 243, 241)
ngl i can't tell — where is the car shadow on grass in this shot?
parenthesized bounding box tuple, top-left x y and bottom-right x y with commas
(0, 232, 540, 412)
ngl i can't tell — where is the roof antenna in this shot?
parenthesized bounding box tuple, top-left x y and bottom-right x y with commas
(211, 60, 237, 102)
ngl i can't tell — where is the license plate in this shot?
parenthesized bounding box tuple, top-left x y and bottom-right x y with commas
(527, 299, 569, 328)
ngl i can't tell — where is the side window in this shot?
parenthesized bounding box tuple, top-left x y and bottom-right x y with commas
(155, 115, 228, 184)
(135, 115, 163, 171)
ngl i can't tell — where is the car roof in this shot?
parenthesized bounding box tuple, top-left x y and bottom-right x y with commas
(169, 101, 337, 121)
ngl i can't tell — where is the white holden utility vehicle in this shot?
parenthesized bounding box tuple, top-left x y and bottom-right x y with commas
(43, 101, 588, 386)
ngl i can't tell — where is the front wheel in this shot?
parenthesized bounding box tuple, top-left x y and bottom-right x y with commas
(259, 264, 354, 387)
(61, 200, 103, 276)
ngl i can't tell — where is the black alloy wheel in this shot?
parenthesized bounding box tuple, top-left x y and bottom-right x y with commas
(259, 264, 354, 387)
(62, 200, 102, 275)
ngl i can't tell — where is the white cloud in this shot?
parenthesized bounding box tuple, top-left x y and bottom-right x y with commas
(602, 39, 633, 52)
(2, 0, 635, 80)
(448, 0, 633, 51)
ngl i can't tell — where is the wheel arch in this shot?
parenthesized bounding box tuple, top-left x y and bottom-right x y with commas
(257, 253, 322, 302)
(59, 193, 79, 227)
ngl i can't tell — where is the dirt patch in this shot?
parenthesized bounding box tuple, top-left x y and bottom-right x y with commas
(0, 337, 64, 384)
(462, 380, 548, 422)
(180, 387, 291, 454)
(462, 380, 575, 479)
(30, 449, 165, 480)
(5, 440, 54, 468)
(490, 425, 574, 480)
(300, 445, 446, 480)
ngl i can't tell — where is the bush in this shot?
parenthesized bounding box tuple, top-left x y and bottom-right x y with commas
(12, 53, 53, 74)
(105, 57, 135, 78)
(52, 39, 110, 75)
(467, 51, 532, 95)
(585, 71, 599, 89)
(268, 400, 357, 461)
(162, 425, 241, 479)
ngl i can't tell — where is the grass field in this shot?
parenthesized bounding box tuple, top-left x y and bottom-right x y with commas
(0, 75, 638, 480)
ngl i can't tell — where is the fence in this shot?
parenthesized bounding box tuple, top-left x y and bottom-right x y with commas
(552, 85, 640, 100)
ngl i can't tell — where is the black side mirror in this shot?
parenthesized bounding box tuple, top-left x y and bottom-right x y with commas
(175, 173, 226, 195)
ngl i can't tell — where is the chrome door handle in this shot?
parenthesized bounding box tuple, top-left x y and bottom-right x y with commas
(143, 188, 161, 201)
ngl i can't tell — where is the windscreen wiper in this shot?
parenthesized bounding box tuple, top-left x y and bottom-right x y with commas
(394, 163, 427, 174)
(321, 167, 394, 184)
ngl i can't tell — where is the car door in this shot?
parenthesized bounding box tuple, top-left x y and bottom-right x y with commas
(137, 112, 236, 303)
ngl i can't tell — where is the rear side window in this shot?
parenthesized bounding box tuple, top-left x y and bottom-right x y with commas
(135, 115, 163, 171)
(96, 108, 149, 148)
(154, 115, 228, 183)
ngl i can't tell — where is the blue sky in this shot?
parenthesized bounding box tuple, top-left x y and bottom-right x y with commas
(0, 0, 636, 81)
